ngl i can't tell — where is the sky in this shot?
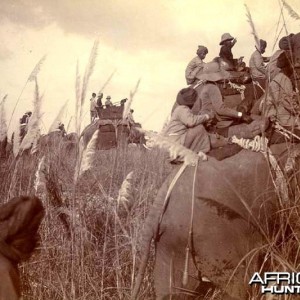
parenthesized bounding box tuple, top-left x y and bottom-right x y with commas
(1, 0, 300, 136)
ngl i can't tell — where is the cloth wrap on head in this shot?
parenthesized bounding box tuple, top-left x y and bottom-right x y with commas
(0, 196, 44, 263)
(197, 45, 208, 56)
(176, 87, 198, 107)
(259, 39, 267, 50)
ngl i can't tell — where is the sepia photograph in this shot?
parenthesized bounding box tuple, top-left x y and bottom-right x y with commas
(1, 0, 300, 299)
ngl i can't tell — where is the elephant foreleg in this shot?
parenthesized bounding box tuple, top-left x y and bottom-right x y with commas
(154, 247, 206, 299)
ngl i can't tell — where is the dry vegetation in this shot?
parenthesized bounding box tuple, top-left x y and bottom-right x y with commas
(1, 2, 300, 297)
(0, 139, 172, 300)
(0, 40, 175, 299)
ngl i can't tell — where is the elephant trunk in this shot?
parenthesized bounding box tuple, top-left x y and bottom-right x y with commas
(131, 232, 152, 300)
(131, 171, 176, 299)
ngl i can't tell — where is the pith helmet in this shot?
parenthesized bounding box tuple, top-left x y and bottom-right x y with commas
(106, 96, 111, 99)
(219, 33, 234, 45)
(196, 61, 230, 82)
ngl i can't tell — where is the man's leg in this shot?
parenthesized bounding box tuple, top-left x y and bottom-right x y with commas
(184, 125, 210, 153)
(0, 254, 20, 300)
(250, 78, 266, 115)
(228, 117, 268, 139)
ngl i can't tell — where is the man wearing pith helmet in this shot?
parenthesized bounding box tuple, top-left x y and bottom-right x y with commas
(105, 95, 113, 107)
(192, 61, 268, 139)
(219, 33, 237, 69)
(185, 45, 208, 85)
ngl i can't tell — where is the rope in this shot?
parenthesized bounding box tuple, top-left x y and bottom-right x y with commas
(231, 135, 289, 202)
(274, 122, 300, 142)
(285, 147, 300, 173)
(253, 80, 266, 93)
(182, 160, 198, 287)
(192, 79, 206, 90)
(228, 81, 246, 100)
(231, 135, 268, 152)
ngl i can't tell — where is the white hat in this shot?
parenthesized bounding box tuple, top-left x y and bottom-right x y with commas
(219, 33, 234, 45)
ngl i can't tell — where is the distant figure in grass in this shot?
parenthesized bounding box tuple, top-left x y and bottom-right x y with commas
(19, 111, 32, 140)
(0, 196, 44, 300)
(185, 45, 208, 85)
(105, 95, 113, 107)
(20, 111, 32, 125)
(90, 93, 98, 123)
(58, 122, 67, 137)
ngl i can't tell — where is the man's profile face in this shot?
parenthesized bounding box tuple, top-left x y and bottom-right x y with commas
(199, 52, 207, 60)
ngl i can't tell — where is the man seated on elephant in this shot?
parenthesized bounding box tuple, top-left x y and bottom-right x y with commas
(162, 87, 214, 157)
(261, 51, 300, 144)
(185, 45, 208, 85)
(193, 61, 268, 139)
(219, 33, 245, 71)
(126, 109, 135, 125)
(248, 39, 269, 114)
(266, 33, 296, 82)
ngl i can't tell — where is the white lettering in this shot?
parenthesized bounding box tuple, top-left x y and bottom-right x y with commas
(262, 286, 274, 293)
(277, 272, 290, 284)
(264, 272, 278, 284)
(261, 285, 300, 294)
(249, 272, 264, 285)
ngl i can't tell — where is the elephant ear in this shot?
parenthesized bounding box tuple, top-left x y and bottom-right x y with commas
(208, 144, 242, 161)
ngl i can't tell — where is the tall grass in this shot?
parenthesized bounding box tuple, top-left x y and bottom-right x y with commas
(0, 95, 7, 142)
(0, 144, 171, 299)
(1, 31, 300, 300)
(7, 55, 46, 131)
(48, 101, 68, 133)
(123, 78, 141, 120)
(0, 39, 169, 300)
(19, 78, 43, 154)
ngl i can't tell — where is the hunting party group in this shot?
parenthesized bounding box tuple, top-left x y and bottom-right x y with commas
(161, 32, 300, 163)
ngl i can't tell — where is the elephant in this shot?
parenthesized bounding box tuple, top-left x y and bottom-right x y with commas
(80, 119, 145, 150)
(132, 142, 300, 299)
(128, 122, 146, 145)
(7, 131, 78, 159)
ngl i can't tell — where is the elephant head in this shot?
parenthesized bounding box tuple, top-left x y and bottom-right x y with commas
(132, 143, 300, 299)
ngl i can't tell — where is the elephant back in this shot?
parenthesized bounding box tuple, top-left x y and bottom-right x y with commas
(162, 147, 292, 232)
